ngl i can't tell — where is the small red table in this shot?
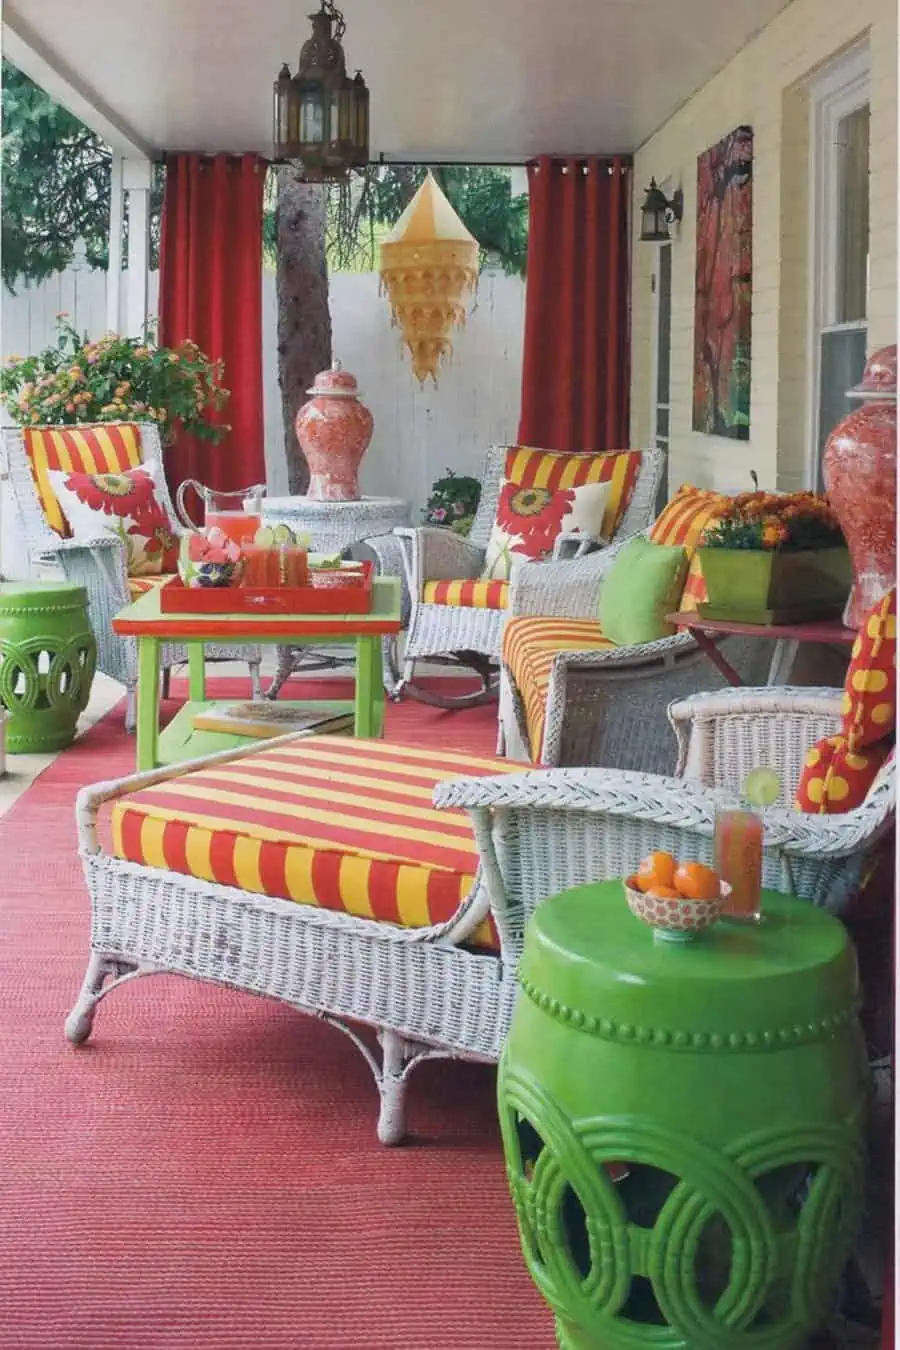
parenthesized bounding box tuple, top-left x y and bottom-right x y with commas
(666, 611, 856, 687)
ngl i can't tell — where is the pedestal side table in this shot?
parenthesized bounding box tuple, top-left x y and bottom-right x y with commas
(0, 581, 96, 752)
(499, 881, 868, 1350)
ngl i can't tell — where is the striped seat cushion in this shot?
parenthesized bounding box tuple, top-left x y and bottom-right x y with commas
(24, 423, 145, 536)
(422, 579, 509, 610)
(503, 617, 615, 762)
(128, 573, 175, 600)
(650, 485, 731, 613)
(501, 445, 642, 543)
(110, 737, 528, 950)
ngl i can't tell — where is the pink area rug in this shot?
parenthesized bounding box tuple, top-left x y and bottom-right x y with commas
(0, 678, 552, 1349)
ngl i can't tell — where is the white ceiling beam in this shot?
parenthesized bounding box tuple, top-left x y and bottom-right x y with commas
(2, 12, 157, 158)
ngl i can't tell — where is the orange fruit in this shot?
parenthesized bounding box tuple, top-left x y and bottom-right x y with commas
(645, 885, 681, 900)
(636, 851, 677, 893)
(673, 861, 720, 901)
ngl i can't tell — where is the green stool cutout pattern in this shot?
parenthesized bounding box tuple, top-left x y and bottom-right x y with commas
(0, 582, 97, 752)
(498, 883, 868, 1350)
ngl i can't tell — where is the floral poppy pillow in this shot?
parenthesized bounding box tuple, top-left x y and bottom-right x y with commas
(482, 479, 612, 580)
(48, 459, 179, 577)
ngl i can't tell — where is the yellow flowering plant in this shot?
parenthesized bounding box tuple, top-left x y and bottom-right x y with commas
(702, 491, 844, 552)
(0, 317, 230, 444)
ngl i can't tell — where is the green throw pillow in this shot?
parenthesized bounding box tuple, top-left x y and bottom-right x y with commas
(599, 536, 688, 645)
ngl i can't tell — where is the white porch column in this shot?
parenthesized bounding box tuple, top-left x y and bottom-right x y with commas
(106, 152, 125, 333)
(123, 157, 152, 338)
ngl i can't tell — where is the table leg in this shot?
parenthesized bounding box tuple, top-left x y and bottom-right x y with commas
(187, 642, 206, 702)
(136, 637, 161, 772)
(766, 638, 799, 686)
(692, 628, 745, 688)
(355, 635, 382, 738)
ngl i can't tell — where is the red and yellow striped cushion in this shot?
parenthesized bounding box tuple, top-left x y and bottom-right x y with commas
(423, 579, 509, 610)
(650, 485, 731, 613)
(110, 737, 527, 950)
(128, 573, 175, 600)
(24, 423, 145, 536)
(502, 617, 615, 762)
(502, 446, 642, 542)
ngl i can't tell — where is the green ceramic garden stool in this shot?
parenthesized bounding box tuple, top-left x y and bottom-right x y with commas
(0, 582, 96, 752)
(498, 883, 868, 1350)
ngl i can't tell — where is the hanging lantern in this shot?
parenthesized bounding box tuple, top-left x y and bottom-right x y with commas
(273, 0, 369, 180)
(378, 172, 479, 385)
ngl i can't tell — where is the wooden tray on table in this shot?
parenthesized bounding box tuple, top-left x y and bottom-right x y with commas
(158, 561, 374, 615)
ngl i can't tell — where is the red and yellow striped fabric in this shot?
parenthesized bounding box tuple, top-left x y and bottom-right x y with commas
(423, 579, 509, 610)
(502, 446, 642, 542)
(110, 737, 528, 950)
(650, 485, 731, 613)
(502, 616, 615, 762)
(128, 574, 174, 600)
(24, 423, 145, 536)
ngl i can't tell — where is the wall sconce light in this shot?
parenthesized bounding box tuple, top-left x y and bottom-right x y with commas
(639, 178, 684, 242)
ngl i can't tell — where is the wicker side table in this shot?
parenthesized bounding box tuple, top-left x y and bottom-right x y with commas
(0, 581, 97, 752)
(498, 882, 868, 1350)
(262, 495, 411, 699)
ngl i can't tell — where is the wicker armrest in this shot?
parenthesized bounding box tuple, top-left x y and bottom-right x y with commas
(507, 532, 642, 618)
(393, 526, 486, 590)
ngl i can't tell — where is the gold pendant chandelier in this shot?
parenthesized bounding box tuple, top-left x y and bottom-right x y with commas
(273, 0, 369, 181)
(378, 172, 480, 386)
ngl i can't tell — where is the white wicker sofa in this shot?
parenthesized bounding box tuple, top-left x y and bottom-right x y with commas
(3, 421, 261, 727)
(67, 686, 893, 1145)
(367, 444, 664, 707)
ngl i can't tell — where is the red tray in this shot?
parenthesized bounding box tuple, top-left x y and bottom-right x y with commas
(158, 562, 374, 615)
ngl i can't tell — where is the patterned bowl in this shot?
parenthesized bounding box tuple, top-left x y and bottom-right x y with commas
(623, 875, 730, 942)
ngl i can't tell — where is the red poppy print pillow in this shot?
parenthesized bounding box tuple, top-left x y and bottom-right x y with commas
(482, 479, 612, 580)
(48, 459, 179, 577)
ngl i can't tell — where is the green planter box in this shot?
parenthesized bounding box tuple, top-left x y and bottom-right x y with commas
(696, 545, 851, 624)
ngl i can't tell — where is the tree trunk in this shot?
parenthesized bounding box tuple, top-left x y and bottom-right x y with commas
(275, 166, 332, 494)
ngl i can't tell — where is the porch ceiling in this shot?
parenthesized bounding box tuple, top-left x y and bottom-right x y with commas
(3, 0, 792, 161)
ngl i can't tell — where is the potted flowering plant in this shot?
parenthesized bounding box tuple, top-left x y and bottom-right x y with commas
(698, 490, 850, 623)
(0, 317, 230, 444)
(423, 468, 482, 537)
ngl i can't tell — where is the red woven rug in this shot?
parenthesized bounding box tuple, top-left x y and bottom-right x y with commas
(0, 679, 552, 1349)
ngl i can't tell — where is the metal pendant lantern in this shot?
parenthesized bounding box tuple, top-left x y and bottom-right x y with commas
(273, 0, 369, 180)
(378, 172, 480, 386)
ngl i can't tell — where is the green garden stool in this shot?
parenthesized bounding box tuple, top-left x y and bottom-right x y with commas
(498, 883, 869, 1350)
(0, 581, 96, 752)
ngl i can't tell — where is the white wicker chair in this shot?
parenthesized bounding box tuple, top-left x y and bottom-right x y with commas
(66, 686, 892, 1144)
(499, 529, 777, 772)
(367, 445, 665, 708)
(3, 421, 262, 728)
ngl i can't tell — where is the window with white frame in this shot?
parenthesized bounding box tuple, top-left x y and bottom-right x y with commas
(808, 42, 870, 488)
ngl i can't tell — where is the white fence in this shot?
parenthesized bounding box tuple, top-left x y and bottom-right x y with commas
(1, 264, 526, 511)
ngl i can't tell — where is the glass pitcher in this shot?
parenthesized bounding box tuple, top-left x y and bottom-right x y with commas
(175, 481, 266, 547)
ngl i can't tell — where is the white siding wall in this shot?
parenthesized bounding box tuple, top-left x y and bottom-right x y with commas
(629, 0, 897, 494)
(1, 267, 525, 574)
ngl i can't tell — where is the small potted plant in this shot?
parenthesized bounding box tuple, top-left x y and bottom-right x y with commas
(0, 316, 230, 444)
(697, 490, 850, 623)
(423, 468, 482, 537)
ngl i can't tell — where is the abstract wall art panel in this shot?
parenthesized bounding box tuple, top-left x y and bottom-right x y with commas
(692, 125, 753, 440)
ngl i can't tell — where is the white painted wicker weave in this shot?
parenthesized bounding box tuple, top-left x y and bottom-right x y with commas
(366, 446, 665, 698)
(3, 422, 262, 725)
(500, 529, 779, 771)
(67, 685, 893, 1144)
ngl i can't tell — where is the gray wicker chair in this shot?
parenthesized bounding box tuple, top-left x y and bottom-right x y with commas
(367, 445, 665, 708)
(3, 421, 261, 729)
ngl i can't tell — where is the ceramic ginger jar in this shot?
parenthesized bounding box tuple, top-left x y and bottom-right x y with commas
(822, 344, 897, 628)
(294, 361, 374, 502)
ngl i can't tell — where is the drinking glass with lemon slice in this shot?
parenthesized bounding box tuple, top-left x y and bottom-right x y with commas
(715, 768, 781, 921)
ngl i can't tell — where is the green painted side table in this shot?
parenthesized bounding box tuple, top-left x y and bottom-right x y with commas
(0, 582, 97, 752)
(498, 883, 869, 1350)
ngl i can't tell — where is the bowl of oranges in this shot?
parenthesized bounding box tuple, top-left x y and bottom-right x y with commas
(624, 852, 730, 942)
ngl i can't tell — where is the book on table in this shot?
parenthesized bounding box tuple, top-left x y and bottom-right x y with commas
(191, 703, 354, 740)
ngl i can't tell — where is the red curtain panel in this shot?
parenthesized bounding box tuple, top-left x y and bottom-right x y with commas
(159, 153, 267, 497)
(518, 155, 632, 452)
